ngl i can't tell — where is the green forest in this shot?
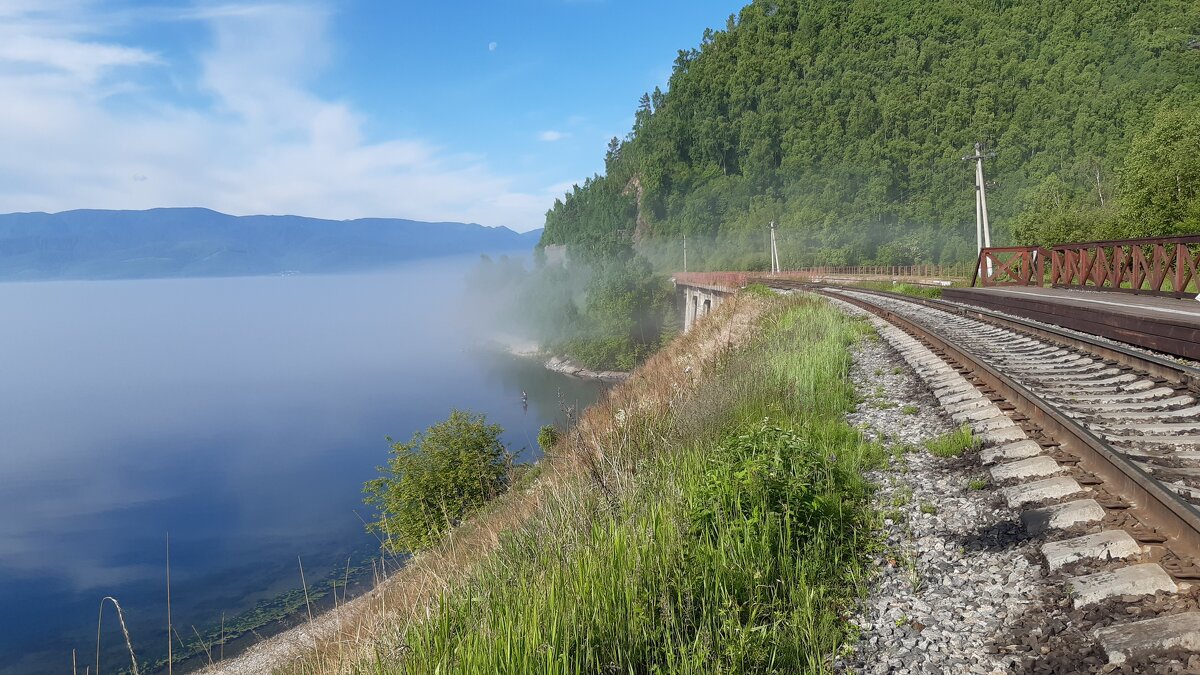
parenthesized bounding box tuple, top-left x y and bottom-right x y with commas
(505, 0, 1200, 370)
(543, 0, 1200, 268)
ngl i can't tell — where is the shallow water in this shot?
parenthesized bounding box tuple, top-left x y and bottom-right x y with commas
(0, 260, 602, 674)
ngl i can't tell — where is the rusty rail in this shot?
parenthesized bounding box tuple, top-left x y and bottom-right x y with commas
(818, 286, 1200, 565)
(671, 272, 753, 290)
(974, 234, 1200, 298)
(674, 264, 970, 292)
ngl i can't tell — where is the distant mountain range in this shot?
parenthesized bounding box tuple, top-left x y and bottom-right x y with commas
(0, 208, 541, 281)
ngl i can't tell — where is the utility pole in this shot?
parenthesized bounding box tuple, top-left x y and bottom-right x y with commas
(768, 221, 780, 273)
(963, 143, 996, 276)
(683, 234, 688, 273)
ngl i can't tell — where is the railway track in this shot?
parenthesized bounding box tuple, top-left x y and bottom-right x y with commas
(778, 282, 1200, 666)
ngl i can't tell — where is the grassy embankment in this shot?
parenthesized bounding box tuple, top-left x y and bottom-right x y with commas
(280, 291, 886, 674)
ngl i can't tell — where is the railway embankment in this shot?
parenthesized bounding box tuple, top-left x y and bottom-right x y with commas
(204, 283, 1200, 673)
(207, 291, 891, 673)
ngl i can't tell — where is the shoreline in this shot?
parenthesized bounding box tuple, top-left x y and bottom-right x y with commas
(489, 336, 630, 382)
(542, 355, 630, 382)
(195, 343, 619, 673)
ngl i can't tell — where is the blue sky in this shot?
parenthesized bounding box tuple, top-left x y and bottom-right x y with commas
(0, 1, 744, 231)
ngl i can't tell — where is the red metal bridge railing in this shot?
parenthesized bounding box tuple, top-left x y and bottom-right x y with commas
(675, 265, 970, 291)
(974, 234, 1200, 298)
(971, 246, 1048, 288)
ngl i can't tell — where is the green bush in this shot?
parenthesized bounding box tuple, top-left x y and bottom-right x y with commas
(537, 425, 560, 452)
(363, 410, 510, 554)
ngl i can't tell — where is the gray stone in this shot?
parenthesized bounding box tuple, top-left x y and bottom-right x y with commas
(1041, 530, 1141, 570)
(951, 404, 1005, 424)
(978, 426, 1028, 446)
(989, 456, 1062, 482)
(1069, 563, 1176, 607)
(981, 439, 1043, 465)
(1021, 499, 1106, 534)
(1000, 476, 1082, 508)
(1095, 611, 1200, 665)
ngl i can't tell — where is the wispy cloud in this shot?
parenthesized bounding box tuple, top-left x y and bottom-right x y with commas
(0, 1, 551, 231)
(538, 130, 568, 142)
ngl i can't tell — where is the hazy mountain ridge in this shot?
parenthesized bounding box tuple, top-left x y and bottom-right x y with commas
(0, 208, 541, 280)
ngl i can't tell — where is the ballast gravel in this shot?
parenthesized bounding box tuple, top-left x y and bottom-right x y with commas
(830, 304, 1199, 674)
(835, 326, 1055, 674)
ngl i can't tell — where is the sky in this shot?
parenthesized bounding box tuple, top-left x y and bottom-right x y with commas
(0, 0, 745, 232)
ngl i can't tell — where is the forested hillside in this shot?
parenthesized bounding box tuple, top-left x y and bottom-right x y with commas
(543, 0, 1200, 269)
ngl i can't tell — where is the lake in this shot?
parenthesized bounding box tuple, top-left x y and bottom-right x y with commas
(0, 260, 603, 674)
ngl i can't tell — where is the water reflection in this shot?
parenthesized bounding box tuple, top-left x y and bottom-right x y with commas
(0, 259, 602, 674)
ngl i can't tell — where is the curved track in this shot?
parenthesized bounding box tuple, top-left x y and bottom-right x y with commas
(812, 286, 1200, 565)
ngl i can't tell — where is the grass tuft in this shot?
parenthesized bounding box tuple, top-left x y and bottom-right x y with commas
(924, 426, 979, 458)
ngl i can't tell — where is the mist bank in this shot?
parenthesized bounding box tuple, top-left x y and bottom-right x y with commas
(465, 250, 676, 373)
(0, 261, 603, 674)
(0, 208, 542, 281)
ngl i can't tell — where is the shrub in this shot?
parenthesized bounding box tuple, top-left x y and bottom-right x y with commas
(537, 424, 560, 452)
(363, 409, 510, 554)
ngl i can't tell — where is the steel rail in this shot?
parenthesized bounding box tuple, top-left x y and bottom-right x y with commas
(811, 287, 1200, 566)
(759, 278, 1200, 393)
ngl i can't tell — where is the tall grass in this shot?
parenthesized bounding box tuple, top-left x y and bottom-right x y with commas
(326, 298, 885, 674)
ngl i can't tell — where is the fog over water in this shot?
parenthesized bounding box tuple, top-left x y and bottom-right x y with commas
(0, 258, 603, 674)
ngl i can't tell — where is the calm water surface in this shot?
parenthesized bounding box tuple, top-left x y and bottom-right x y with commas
(0, 260, 602, 674)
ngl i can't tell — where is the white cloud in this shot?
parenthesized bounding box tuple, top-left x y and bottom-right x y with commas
(488, 41, 497, 51)
(0, 2, 552, 231)
(538, 130, 569, 142)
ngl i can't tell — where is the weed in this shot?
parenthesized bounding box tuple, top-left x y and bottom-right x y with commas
(902, 554, 923, 591)
(925, 426, 979, 458)
(968, 478, 989, 490)
(741, 283, 777, 298)
(919, 502, 937, 515)
(901, 404, 919, 415)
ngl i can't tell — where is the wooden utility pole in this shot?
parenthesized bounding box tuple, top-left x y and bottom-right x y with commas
(683, 234, 688, 272)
